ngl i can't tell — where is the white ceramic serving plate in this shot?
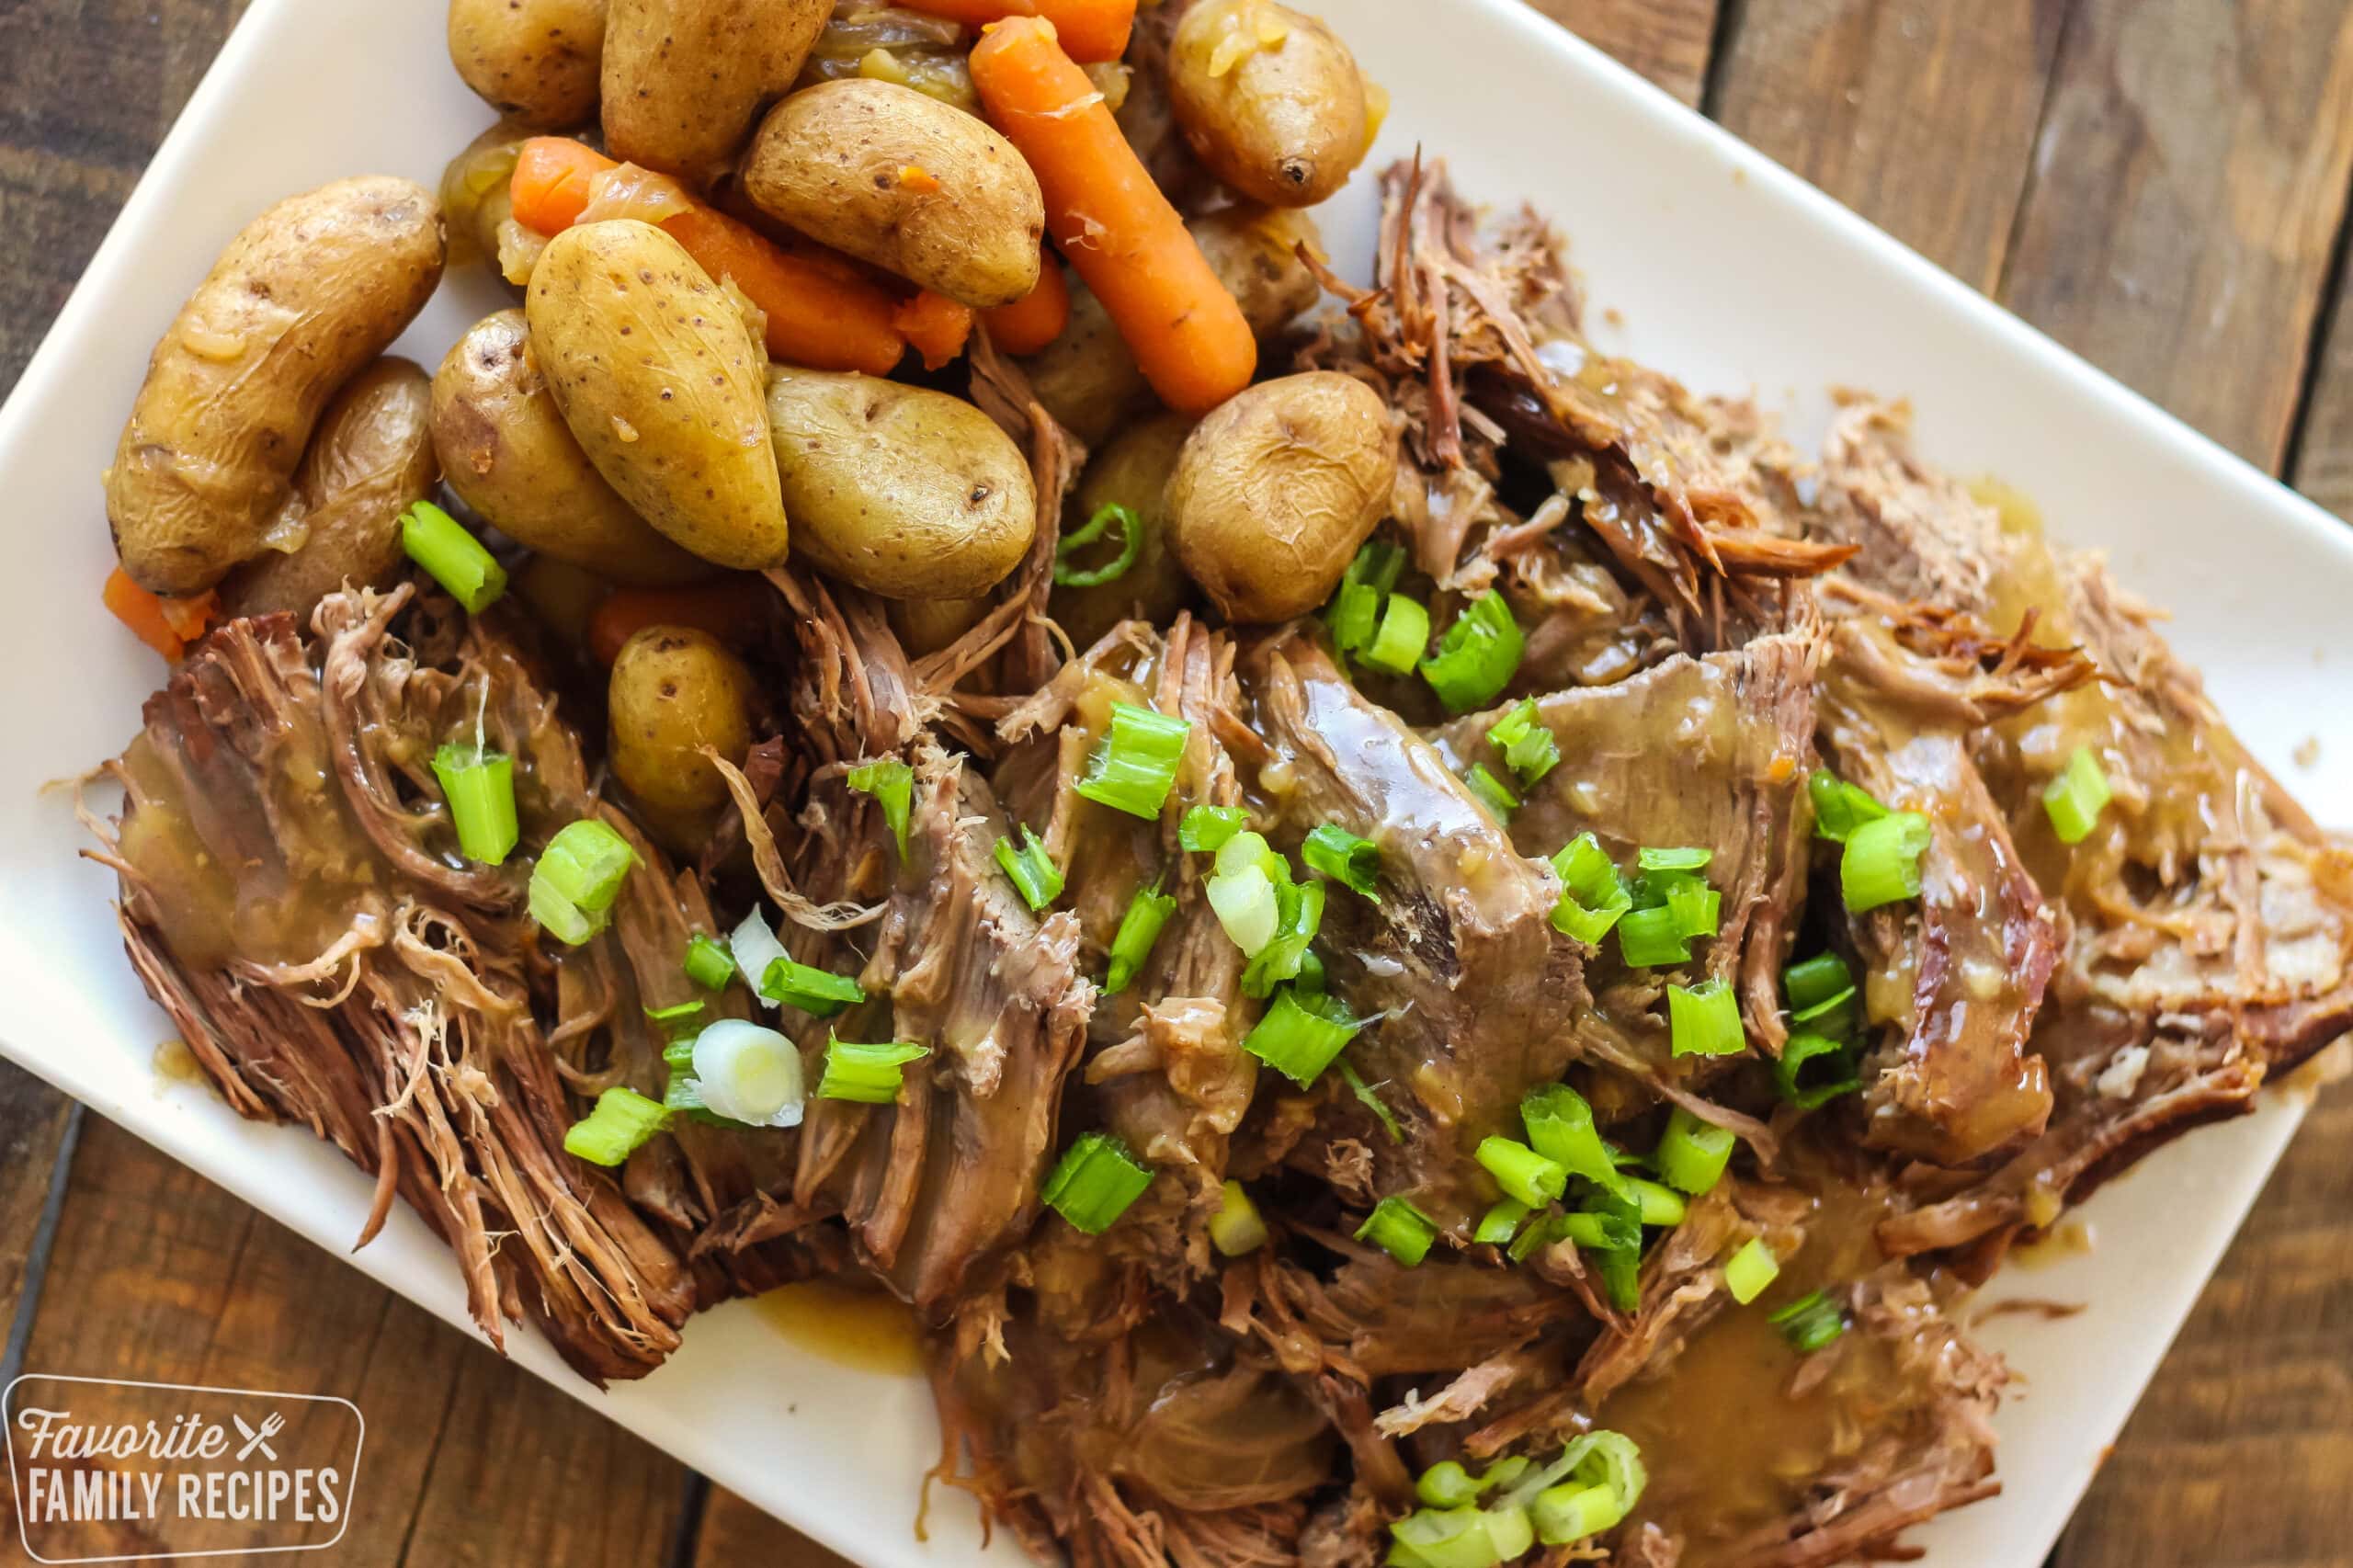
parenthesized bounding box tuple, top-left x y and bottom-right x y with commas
(2, 1, 2347, 1562)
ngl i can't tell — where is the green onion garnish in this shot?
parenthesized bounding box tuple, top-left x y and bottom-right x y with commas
(1625, 1176, 1688, 1227)
(1661, 874, 1721, 940)
(1722, 1236, 1779, 1303)
(562, 1086, 669, 1166)
(1302, 822, 1381, 901)
(1654, 1106, 1736, 1196)
(1615, 903, 1690, 968)
(1475, 1135, 1568, 1208)
(994, 825, 1063, 910)
(1520, 1083, 1629, 1200)
(815, 1032, 927, 1104)
(1051, 501, 1142, 587)
(1209, 1179, 1268, 1256)
(1389, 1504, 1530, 1567)
(1104, 880, 1176, 994)
(1415, 1460, 1483, 1510)
(400, 500, 506, 614)
(1354, 1195, 1438, 1267)
(1791, 984, 1859, 1040)
(1074, 701, 1191, 820)
(1361, 592, 1431, 676)
(2042, 744, 2112, 845)
(1510, 1430, 1647, 1547)
(1040, 1131, 1153, 1234)
(1550, 834, 1632, 946)
(762, 956, 867, 1017)
(1487, 698, 1560, 786)
(847, 757, 915, 858)
(1638, 846, 1712, 873)
(1178, 803, 1246, 852)
(1472, 1199, 1531, 1246)
(1241, 877, 1324, 998)
(644, 999, 705, 1032)
(1419, 590, 1524, 712)
(690, 1017, 807, 1126)
(1506, 1210, 1569, 1265)
(1242, 985, 1363, 1086)
(1327, 539, 1405, 653)
(1338, 1059, 1403, 1142)
(1782, 951, 1853, 1013)
(1775, 1030, 1862, 1109)
(683, 932, 735, 992)
(1841, 810, 1934, 912)
(529, 818, 637, 946)
(1809, 767, 1888, 842)
(430, 744, 518, 866)
(1768, 1289, 1849, 1352)
(1563, 1189, 1643, 1310)
(1667, 978, 1746, 1057)
(1464, 762, 1519, 821)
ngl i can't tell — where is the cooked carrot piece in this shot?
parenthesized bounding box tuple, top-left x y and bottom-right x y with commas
(892, 290, 977, 370)
(104, 567, 216, 662)
(508, 137, 610, 233)
(980, 246, 1072, 355)
(587, 576, 776, 667)
(899, 0, 1135, 62)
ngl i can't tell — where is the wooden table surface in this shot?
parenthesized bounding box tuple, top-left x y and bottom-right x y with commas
(4, 1, 2351, 1564)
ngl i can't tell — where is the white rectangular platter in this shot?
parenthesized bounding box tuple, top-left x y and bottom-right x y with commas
(0, 1, 2347, 1564)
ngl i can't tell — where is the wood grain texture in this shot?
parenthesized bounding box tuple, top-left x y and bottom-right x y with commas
(1999, 0, 2353, 468)
(1519, 0, 1723, 106)
(2291, 233, 2353, 519)
(695, 1484, 858, 1568)
(0, 1064, 74, 1355)
(1711, 0, 2071, 289)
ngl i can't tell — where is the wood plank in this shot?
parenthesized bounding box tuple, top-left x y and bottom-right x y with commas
(1998, 0, 2353, 468)
(694, 1483, 858, 1568)
(1519, 0, 1723, 107)
(2290, 234, 2353, 519)
(1711, 0, 2068, 289)
(0, 1064, 75, 1361)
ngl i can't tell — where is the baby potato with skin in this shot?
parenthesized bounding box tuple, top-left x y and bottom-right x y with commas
(601, 0, 831, 180)
(608, 625, 756, 829)
(431, 310, 710, 585)
(526, 221, 789, 571)
(105, 176, 446, 597)
(765, 369, 1035, 600)
(739, 79, 1044, 309)
(448, 0, 608, 129)
(1168, 0, 1371, 209)
(1051, 412, 1197, 650)
(1166, 371, 1397, 624)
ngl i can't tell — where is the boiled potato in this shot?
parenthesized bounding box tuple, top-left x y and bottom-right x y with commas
(889, 595, 988, 658)
(608, 625, 756, 830)
(765, 369, 1034, 599)
(526, 221, 789, 570)
(1167, 0, 1370, 209)
(448, 0, 608, 129)
(1024, 205, 1323, 445)
(218, 359, 438, 621)
(1052, 413, 1195, 649)
(432, 310, 710, 585)
(1166, 371, 1396, 623)
(440, 122, 533, 277)
(739, 79, 1043, 308)
(601, 0, 831, 179)
(105, 176, 446, 597)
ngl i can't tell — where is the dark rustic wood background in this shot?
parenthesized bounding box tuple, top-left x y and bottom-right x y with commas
(3, 0, 2351, 1564)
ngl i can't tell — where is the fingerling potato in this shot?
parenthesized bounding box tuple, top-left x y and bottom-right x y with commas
(448, 0, 608, 129)
(764, 369, 1034, 599)
(1166, 371, 1396, 623)
(219, 358, 438, 621)
(105, 176, 446, 597)
(888, 595, 988, 657)
(432, 310, 710, 585)
(608, 625, 757, 827)
(601, 0, 831, 179)
(526, 221, 789, 570)
(739, 78, 1044, 308)
(1167, 0, 1370, 209)
(1052, 412, 1195, 648)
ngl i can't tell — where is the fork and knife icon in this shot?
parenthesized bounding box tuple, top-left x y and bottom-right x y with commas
(231, 1412, 285, 1462)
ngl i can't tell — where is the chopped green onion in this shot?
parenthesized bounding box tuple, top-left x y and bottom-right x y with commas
(644, 999, 705, 1033)
(1638, 846, 1712, 873)
(400, 500, 506, 613)
(1487, 698, 1560, 786)
(729, 906, 788, 999)
(1178, 803, 1246, 852)
(529, 818, 636, 946)
(691, 1018, 807, 1128)
(1782, 950, 1854, 1013)
(763, 956, 866, 1017)
(683, 932, 735, 992)
(1210, 1179, 1268, 1256)
(1415, 1461, 1483, 1510)
(562, 1086, 669, 1166)
(815, 1032, 927, 1104)
(1521, 1084, 1629, 1200)
(1302, 823, 1381, 901)
(1563, 1189, 1643, 1310)
(1667, 979, 1746, 1058)
(1339, 1059, 1404, 1142)
(995, 825, 1064, 910)
(1473, 1199, 1531, 1245)
(1294, 948, 1327, 994)
(1615, 904, 1690, 968)
(1074, 701, 1191, 819)
(1362, 592, 1431, 676)
(1841, 810, 1933, 912)
(1040, 1131, 1153, 1234)
(1662, 875, 1720, 940)
(1475, 1136, 1568, 1207)
(661, 1036, 696, 1071)
(1420, 591, 1523, 712)
(1243, 986, 1363, 1086)
(1530, 1484, 1617, 1548)
(1723, 1236, 1779, 1304)
(1355, 1195, 1438, 1267)
(1654, 1106, 1736, 1196)
(1810, 767, 1887, 842)
(1105, 880, 1177, 993)
(1388, 1505, 1528, 1568)
(1502, 1430, 1645, 1545)
(1052, 501, 1142, 586)
(1328, 540, 1405, 653)
(1241, 878, 1324, 998)
(1791, 985, 1859, 1040)
(431, 744, 518, 866)
(847, 757, 914, 858)
(1625, 1176, 1687, 1227)
(1549, 833, 1632, 946)
(1506, 1210, 1568, 1265)
(1768, 1289, 1849, 1352)
(1208, 862, 1280, 955)
(2043, 744, 2112, 845)
(1463, 763, 1519, 821)
(1774, 1030, 1862, 1110)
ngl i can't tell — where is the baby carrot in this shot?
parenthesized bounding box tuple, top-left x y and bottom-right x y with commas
(508, 137, 611, 233)
(971, 18, 1255, 414)
(979, 246, 1072, 354)
(104, 566, 216, 662)
(898, 0, 1134, 62)
(892, 290, 977, 370)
